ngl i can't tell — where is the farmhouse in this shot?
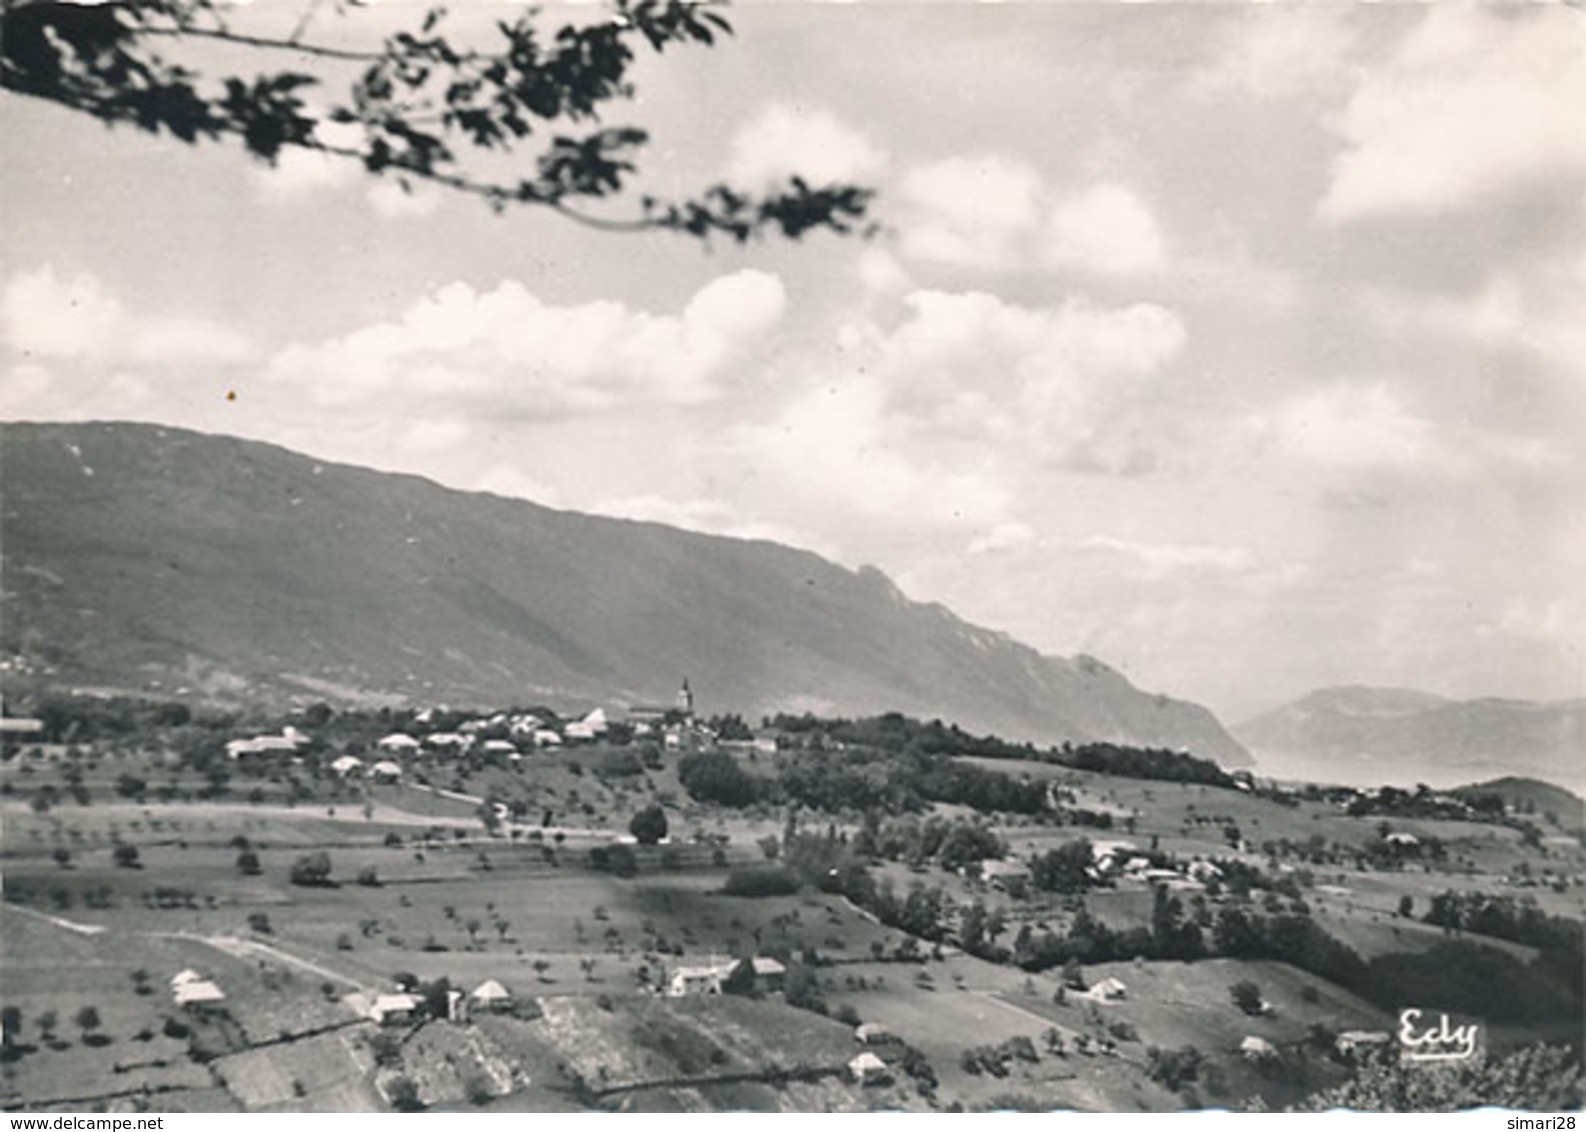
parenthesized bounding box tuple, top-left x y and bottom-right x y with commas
(1336, 1030, 1391, 1059)
(470, 979, 514, 1013)
(848, 1051, 891, 1086)
(533, 730, 564, 748)
(666, 962, 733, 997)
(509, 714, 544, 738)
(376, 733, 421, 753)
(979, 859, 1032, 890)
(1088, 977, 1128, 1002)
(481, 739, 518, 757)
(369, 760, 404, 783)
(371, 993, 421, 1025)
(226, 734, 301, 759)
(751, 956, 787, 992)
(854, 1022, 892, 1046)
(330, 755, 363, 777)
(1240, 1036, 1277, 1061)
(173, 978, 226, 1012)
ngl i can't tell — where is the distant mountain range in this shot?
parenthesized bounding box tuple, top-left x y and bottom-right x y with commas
(1236, 685, 1584, 791)
(0, 421, 1250, 765)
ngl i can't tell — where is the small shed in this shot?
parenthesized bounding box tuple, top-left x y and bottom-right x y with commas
(848, 1051, 891, 1086)
(471, 979, 514, 1013)
(979, 859, 1032, 890)
(1240, 1036, 1277, 1061)
(667, 964, 729, 997)
(174, 979, 226, 1012)
(371, 993, 421, 1025)
(854, 1022, 892, 1046)
(1090, 977, 1128, 1002)
(330, 755, 364, 777)
(369, 760, 404, 783)
(751, 956, 787, 991)
(1336, 1030, 1391, 1059)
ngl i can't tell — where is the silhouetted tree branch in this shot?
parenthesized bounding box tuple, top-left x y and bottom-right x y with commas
(0, 0, 877, 241)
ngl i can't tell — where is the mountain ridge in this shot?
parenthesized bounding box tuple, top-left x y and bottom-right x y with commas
(0, 420, 1251, 765)
(1236, 684, 1583, 789)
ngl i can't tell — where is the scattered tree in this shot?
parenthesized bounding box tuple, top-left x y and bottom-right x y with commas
(628, 803, 669, 846)
(1230, 980, 1264, 1016)
(73, 1006, 102, 1044)
(289, 850, 334, 886)
(387, 1074, 422, 1112)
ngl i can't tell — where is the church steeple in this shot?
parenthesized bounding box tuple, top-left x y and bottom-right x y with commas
(676, 677, 694, 717)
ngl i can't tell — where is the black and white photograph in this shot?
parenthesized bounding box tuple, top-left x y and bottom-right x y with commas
(1, 0, 1582, 1116)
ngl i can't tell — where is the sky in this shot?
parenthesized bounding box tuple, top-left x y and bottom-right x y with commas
(2, 1, 1583, 723)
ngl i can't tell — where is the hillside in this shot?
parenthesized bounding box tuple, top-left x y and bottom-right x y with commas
(0, 421, 1249, 764)
(1452, 777, 1586, 833)
(1236, 686, 1584, 790)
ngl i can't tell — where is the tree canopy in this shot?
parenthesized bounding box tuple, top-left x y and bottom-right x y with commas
(1, 0, 875, 241)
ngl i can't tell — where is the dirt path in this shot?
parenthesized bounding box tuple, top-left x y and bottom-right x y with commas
(6, 903, 107, 935)
(971, 990, 1085, 1045)
(163, 930, 375, 991)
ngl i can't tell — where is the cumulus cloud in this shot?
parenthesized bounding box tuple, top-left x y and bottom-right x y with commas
(263, 270, 787, 413)
(898, 155, 1044, 268)
(1255, 382, 1570, 483)
(867, 290, 1186, 468)
(1269, 384, 1433, 470)
(1047, 184, 1167, 276)
(857, 247, 912, 295)
(1320, 6, 1586, 222)
(1193, 6, 1358, 99)
(726, 104, 887, 190)
(733, 287, 1187, 543)
(897, 157, 1170, 278)
(2, 267, 252, 365)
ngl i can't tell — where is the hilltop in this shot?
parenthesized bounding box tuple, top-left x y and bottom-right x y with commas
(0, 421, 1249, 765)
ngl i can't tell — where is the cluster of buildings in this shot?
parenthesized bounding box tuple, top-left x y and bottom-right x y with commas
(366, 978, 518, 1026)
(221, 681, 722, 784)
(663, 955, 787, 997)
(973, 843, 1225, 894)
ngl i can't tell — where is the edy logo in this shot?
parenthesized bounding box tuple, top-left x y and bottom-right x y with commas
(1398, 1008, 1481, 1062)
